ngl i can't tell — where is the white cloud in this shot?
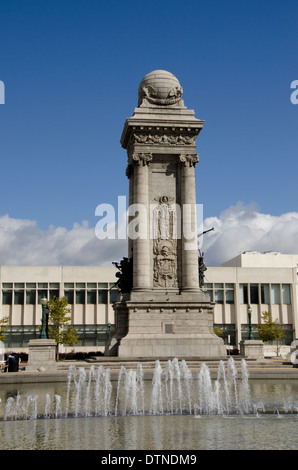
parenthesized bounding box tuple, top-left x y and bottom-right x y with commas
(200, 202, 298, 266)
(0, 214, 127, 266)
(0, 202, 297, 267)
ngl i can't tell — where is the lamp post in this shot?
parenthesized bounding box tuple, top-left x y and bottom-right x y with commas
(39, 296, 48, 339)
(248, 304, 254, 340)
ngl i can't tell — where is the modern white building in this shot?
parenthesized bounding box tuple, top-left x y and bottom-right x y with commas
(1, 252, 297, 355)
(0, 266, 118, 352)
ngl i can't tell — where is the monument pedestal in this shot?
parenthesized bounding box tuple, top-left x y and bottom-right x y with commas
(240, 340, 264, 361)
(26, 339, 57, 371)
(107, 291, 226, 358)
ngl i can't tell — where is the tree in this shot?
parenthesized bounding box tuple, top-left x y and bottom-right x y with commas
(47, 296, 79, 360)
(257, 311, 285, 357)
(214, 325, 223, 337)
(0, 316, 9, 342)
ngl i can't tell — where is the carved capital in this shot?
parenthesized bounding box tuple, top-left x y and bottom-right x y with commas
(179, 154, 199, 167)
(132, 153, 153, 166)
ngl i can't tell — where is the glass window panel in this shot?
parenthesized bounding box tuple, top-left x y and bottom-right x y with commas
(64, 290, 74, 304)
(14, 290, 24, 304)
(225, 289, 234, 304)
(87, 290, 96, 304)
(26, 290, 36, 304)
(38, 290, 48, 303)
(225, 283, 234, 289)
(204, 283, 213, 289)
(64, 283, 74, 289)
(26, 283, 36, 288)
(110, 290, 118, 303)
(49, 290, 59, 300)
(2, 290, 12, 304)
(98, 283, 108, 288)
(214, 289, 223, 304)
(206, 290, 213, 302)
(271, 284, 280, 304)
(215, 283, 224, 288)
(38, 283, 48, 288)
(282, 284, 291, 305)
(98, 290, 108, 304)
(239, 284, 248, 304)
(2, 283, 12, 288)
(49, 283, 59, 289)
(250, 284, 259, 304)
(261, 284, 270, 304)
(15, 283, 24, 288)
(87, 283, 96, 288)
(76, 283, 85, 289)
(76, 290, 85, 304)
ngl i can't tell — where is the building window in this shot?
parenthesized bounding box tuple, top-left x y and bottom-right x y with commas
(64, 283, 74, 304)
(87, 289, 96, 304)
(49, 283, 59, 300)
(64, 290, 74, 304)
(214, 283, 224, 304)
(282, 284, 291, 305)
(271, 284, 280, 304)
(74, 283, 85, 304)
(239, 284, 248, 304)
(204, 283, 213, 301)
(261, 284, 270, 304)
(98, 290, 108, 304)
(250, 284, 259, 304)
(49, 290, 59, 300)
(204, 283, 234, 304)
(14, 285, 24, 305)
(2, 284, 13, 304)
(225, 284, 234, 304)
(214, 324, 236, 345)
(109, 289, 118, 303)
(26, 289, 36, 305)
(38, 289, 48, 303)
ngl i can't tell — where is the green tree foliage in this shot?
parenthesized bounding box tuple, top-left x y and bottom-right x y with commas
(214, 326, 223, 337)
(0, 316, 9, 342)
(257, 311, 285, 357)
(47, 296, 79, 360)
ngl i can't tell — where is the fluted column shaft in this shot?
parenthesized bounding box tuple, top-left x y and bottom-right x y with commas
(131, 154, 151, 290)
(180, 154, 199, 291)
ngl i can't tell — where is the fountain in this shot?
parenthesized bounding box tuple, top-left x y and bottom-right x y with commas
(1, 357, 297, 420)
(1, 357, 298, 450)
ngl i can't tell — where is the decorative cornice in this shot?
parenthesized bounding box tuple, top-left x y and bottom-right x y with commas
(134, 132, 196, 146)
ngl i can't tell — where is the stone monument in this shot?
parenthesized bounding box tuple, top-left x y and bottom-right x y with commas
(26, 297, 57, 371)
(106, 70, 225, 358)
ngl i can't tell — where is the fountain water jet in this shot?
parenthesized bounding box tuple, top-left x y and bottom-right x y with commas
(2, 358, 298, 421)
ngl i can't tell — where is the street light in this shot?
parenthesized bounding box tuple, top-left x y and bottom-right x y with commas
(248, 304, 254, 340)
(39, 296, 48, 339)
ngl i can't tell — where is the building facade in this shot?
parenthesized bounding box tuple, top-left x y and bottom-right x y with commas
(1, 252, 297, 354)
(0, 266, 118, 351)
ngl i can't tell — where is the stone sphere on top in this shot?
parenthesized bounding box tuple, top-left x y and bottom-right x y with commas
(138, 70, 183, 106)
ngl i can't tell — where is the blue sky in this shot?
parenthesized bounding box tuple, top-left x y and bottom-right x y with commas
(0, 0, 297, 265)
